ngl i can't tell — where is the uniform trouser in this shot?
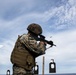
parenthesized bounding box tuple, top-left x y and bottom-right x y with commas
(12, 65, 34, 75)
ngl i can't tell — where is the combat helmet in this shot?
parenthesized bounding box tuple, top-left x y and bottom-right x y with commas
(27, 23, 42, 35)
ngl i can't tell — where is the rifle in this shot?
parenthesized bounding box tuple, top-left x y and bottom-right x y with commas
(38, 35, 56, 48)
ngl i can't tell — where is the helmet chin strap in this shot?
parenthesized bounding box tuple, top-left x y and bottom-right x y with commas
(28, 31, 38, 37)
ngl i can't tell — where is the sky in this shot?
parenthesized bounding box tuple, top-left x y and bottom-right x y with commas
(0, 0, 76, 74)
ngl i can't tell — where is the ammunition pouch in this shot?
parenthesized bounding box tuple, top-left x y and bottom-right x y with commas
(11, 35, 35, 71)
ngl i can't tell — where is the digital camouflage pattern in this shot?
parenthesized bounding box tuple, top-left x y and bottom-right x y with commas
(11, 35, 35, 71)
(13, 65, 33, 75)
(11, 34, 46, 74)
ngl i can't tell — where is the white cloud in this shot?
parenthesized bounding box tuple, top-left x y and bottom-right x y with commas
(0, 0, 76, 32)
(68, 0, 76, 6)
(39, 0, 76, 30)
(36, 29, 76, 74)
(0, 0, 76, 74)
(0, 39, 14, 65)
(0, 45, 3, 48)
(57, 1, 76, 28)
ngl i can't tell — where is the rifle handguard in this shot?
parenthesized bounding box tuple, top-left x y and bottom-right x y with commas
(39, 35, 56, 47)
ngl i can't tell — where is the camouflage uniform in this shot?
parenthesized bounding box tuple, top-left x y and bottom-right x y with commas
(11, 23, 46, 75)
(13, 64, 33, 75)
(11, 34, 46, 75)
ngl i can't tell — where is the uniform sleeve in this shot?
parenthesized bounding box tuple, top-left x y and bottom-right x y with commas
(20, 34, 46, 56)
